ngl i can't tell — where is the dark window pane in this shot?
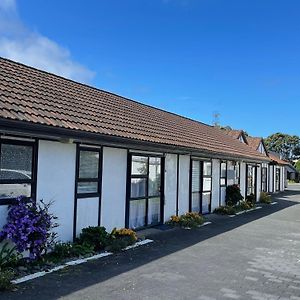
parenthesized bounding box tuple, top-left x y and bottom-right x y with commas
(149, 157, 161, 196)
(221, 162, 227, 178)
(77, 182, 98, 194)
(129, 199, 146, 228)
(203, 161, 212, 176)
(0, 144, 33, 180)
(192, 160, 201, 192)
(131, 156, 147, 175)
(202, 192, 211, 214)
(191, 192, 200, 212)
(203, 177, 212, 191)
(131, 178, 146, 198)
(79, 150, 99, 179)
(0, 183, 31, 199)
(148, 197, 160, 225)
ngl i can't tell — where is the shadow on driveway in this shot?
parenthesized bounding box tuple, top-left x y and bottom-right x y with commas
(3, 188, 300, 300)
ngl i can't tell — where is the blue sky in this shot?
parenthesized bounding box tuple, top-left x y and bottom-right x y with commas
(0, 0, 299, 137)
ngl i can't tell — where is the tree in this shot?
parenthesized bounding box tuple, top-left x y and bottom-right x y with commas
(264, 133, 300, 161)
(295, 160, 300, 173)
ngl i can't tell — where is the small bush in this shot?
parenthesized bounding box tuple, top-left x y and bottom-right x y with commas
(0, 196, 58, 260)
(214, 206, 236, 215)
(0, 268, 14, 291)
(0, 243, 20, 268)
(107, 228, 138, 252)
(260, 192, 272, 204)
(76, 226, 109, 251)
(48, 242, 94, 261)
(237, 200, 251, 211)
(168, 212, 204, 228)
(246, 194, 256, 208)
(226, 184, 243, 206)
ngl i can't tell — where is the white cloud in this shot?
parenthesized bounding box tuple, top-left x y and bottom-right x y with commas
(0, 0, 95, 83)
(0, 0, 16, 12)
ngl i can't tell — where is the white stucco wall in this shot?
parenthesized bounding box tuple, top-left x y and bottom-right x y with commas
(37, 140, 76, 242)
(101, 147, 127, 232)
(256, 165, 261, 202)
(178, 155, 190, 215)
(211, 159, 220, 210)
(164, 153, 178, 222)
(76, 197, 99, 236)
(240, 162, 246, 199)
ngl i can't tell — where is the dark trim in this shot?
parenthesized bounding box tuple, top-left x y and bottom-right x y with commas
(98, 149, 103, 226)
(160, 156, 165, 223)
(73, 145, 102, 240)
(189, 158, 193, 212)
(189, 158, 212, 214)
(73, 143, 80, 241)
(0, 118, 271, 163)
(125, 150, 131, 228)
(126, 153, 164, 229)
(254, 165, 258, 200)
(219, 160, 227, 206)
(176, 154, 180, 216)
(0, 137, 38, 205)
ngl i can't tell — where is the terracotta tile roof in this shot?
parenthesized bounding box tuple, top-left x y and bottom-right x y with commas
(0, 57, 269, 161)
(246, 136, 263, 151)
(223, 129, 243, 139)
(268, 153, 289, 165)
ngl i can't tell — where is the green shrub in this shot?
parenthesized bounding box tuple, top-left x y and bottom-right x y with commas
(168, 212, 205, 228)
(48, 242, 94, 261)
(246, 194, 256, 208)
(214, 206, 236, 215)
(0, 268, 14, 291)
(107, 228, 138, 252)
(226, 184, 243, 206)
(0, 242, 20, 269)
(260, 192, 272, 204)
(237, 200, 251, 211)
(76, 226, 109, 251)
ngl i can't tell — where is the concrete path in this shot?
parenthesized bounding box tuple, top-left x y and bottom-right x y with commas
(3, 185, 300, 300)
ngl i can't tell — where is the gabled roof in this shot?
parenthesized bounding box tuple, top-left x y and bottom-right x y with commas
(246, 136, 263, 151)
(223, 129, 248, 144)
(0, 57, 269, 161)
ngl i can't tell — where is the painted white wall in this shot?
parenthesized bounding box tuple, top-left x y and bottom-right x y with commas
(178, 155, 190, 215)
(76, 197, 99, 236)
(37, 140, 76, 242)
(164, 153, 177, 222)
(240, 162, 246, 199)
(211, 159, 220, 210)
(101, 147, 127, 232)
(256, 165, 261, 202)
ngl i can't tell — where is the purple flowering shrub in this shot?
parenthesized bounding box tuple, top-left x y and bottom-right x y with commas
(0, 196, 58, 260)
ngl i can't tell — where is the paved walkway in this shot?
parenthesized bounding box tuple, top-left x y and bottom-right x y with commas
(3, 185, 300, 300)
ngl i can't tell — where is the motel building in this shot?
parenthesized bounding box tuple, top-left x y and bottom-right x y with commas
(0, 58, 286, 242)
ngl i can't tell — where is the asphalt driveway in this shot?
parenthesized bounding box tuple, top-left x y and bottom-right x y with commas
(2, 185, 300, 300)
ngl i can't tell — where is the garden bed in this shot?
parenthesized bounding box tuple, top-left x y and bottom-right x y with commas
(12, 239, 153, 285)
